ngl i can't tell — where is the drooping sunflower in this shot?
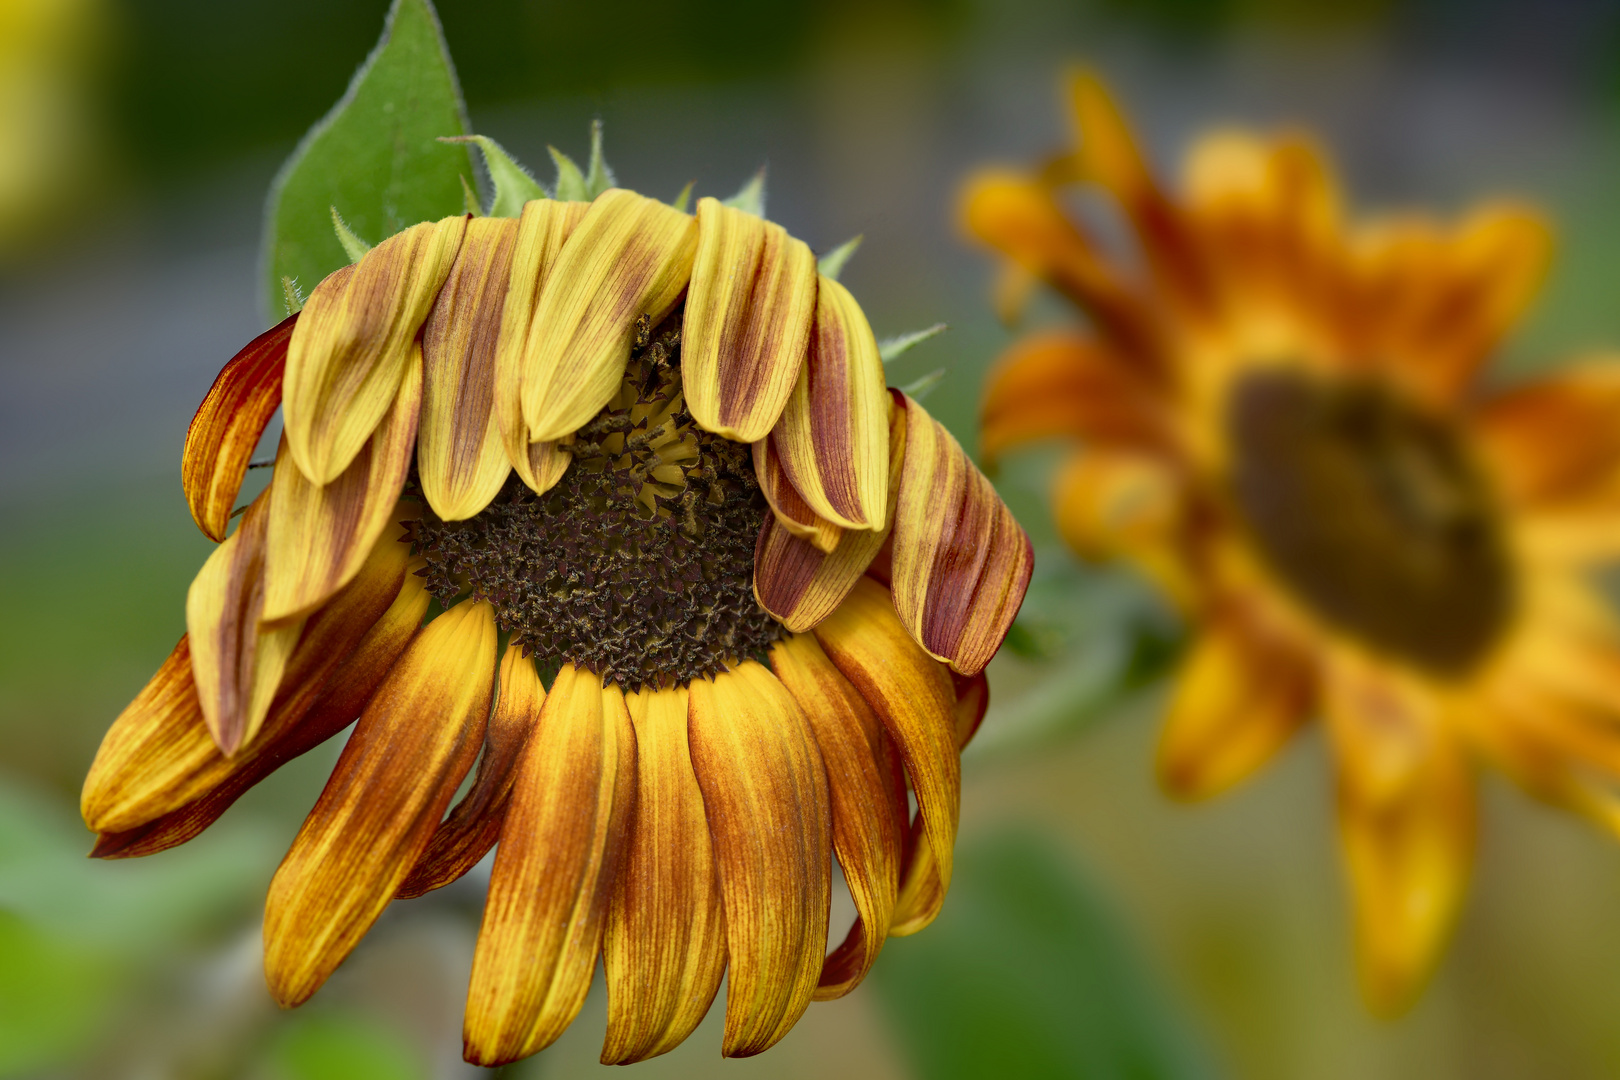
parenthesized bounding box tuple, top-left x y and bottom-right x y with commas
(963, 72, 1620, 1013)
(83, 184, 1031, 1065)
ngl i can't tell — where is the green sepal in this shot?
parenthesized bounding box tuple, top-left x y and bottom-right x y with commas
(442, 134, 546, 217)
(722, 168, 766, 218)
(281, 276, 306, 317)
(671, 180, 695, 213)
(330, 207, 373, 264)
(899, 367, 947, 401)
(817, 235, 862, 280)
(549, 146, 587, 202)
(880, 322, 947, 364)
(583, 118, 615, 198)
(460, 174, 482, 216)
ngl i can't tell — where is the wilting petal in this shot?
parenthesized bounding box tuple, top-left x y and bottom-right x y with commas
(951, 670, 990, 749)
(263, 352, 422, 623)
(682, 197, 816, 442)
(979, 330, 1168, 466)
(520, 190, 698, 443)
(465, 666, 636, 1066)
(494, 198, 590, 492)
(1157, 611, 1314, 801)
(754, 401, 905, 632)
(769, 634, 907, 1000)
(397, 641, 543, 899)
(93, 555, 429, 859)
(263, 600, 496, 1008)
(185, 491, 300, 756)
(687, 661, 830, 1057)
(601, 685, 727, 1065)
(815, 577, 957, 932)
(183, 313, 296, 541)
(1470, 364, 1620, 507)
(890, 391, 1033, 676)
(753, 437, 842, 554)
(1324, 653, 1475, 1017)
(283, 216, 466, 484)
(419, 217, 520, 520)
(767, 274, 888, 529)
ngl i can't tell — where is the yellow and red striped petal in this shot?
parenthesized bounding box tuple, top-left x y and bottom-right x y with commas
(815, 578, 958, 932)
(397, 641, 544, 899)
(1470, 363, 1620, 508)
(766, 274, 888, 529)
(753, 436, 842, 554)
(769, 634, 907, 1000)
(283, 216, 466, 484)
(682, 197, 817, 442)
(601, 685, 727, 1065)
(263, 353, 422, 624)
(418, 216, 520, 520)
(185, 489, 301, 756)
(687, 661, 830, 1057)
(890, 391, 1033, 676)
(263, 599, 496, 1008)
(519, 190, 698, 444)
(182, 313, 296, 542)
(464, 666, 637, 1066)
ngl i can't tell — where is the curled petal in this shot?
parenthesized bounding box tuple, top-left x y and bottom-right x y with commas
(419, 216, 521, 520)
(263, 600, 497, 1008)
(183, 313, 295, 541)
(519, 190, 698, 443)
(601, 685, 727, 1065)
(688, 662, 830, 1057)
(398, 641, 544, 899)
(682, 197, 817, 442)
(890, 391, 1033, 675)
(465, 667, 636, 1066)
(263, 350, 422, 623)
(769, 634, 907, 1000)
(753, 437, 842, 554)
(283, 216, 466, 484)
(1470, 363, 1620, 509)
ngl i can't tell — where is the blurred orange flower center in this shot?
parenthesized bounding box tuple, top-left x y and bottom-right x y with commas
(1225, 368, 1513, 675)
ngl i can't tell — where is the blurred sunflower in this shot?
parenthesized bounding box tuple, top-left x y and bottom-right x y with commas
(83, 186, 1029, 1065)
(963, 71, 1620, 1014)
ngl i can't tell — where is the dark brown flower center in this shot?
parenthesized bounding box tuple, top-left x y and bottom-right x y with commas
(1226, 367, 1514, 676)
(408, 315, 782, 691)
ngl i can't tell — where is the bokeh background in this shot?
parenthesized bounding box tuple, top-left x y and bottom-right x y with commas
(7, 0, 1620, 1076)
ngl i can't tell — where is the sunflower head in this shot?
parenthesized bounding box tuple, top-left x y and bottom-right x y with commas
(962, 71, 1620, 1016)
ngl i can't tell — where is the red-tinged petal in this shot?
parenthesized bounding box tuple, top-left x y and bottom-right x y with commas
(397, 641, 543, 899)
(183, 313, 296, 542)
(753, 436, 842, 554)
(419, 216, 520, 520)
(263, 600, 496, 1007)
(519, 190, 698, 444)
(890, 391, 1033, 675)
(1470, 363, 1620, 508)
(769, 634, 907, 1001)
(263, 351, 422, 623)
(682, 197, 817, 442)
(601, 684, 727, 1065)
(494, 198, 590, 493)
(283, 216, 466, 485)
(94, 558, 430, 860)
(464, 666, 637, 1066)
(951, 669, 990, 749)
(687, 661, 831, 1057)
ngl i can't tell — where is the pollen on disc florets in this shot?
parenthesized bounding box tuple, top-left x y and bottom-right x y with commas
(405, 311, 783, 691)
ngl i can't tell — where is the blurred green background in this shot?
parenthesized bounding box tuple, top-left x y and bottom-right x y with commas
(8, 0, 1620, 1076)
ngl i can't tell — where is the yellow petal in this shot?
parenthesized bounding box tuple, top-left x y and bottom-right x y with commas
(890, 391, 1033, 676)
(182, 313, 296, 542)
(687, 661, 830, 1057)
(263, 599, 496, 1008)
(283, 216, 466, 484)
(769, 634, 907, 1000)
(418, 216, 520, 520)
(519, 190, 698, 443)
(263, 352, 422, 623)
(681, 197, 816, 442)
(464, 666, 636, 1066)
(601, 684, 727, 1065)
(753, 435, 843, 554)
(494, 198, 590, 492)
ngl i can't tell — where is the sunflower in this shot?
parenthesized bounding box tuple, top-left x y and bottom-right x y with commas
(963, 72, 1620, 1014)
(82, 186, 1031, 1065)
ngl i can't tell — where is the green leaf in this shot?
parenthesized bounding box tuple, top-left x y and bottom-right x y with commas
(722, 167, 766, 217)
(874, 828, 1216, 1080)
(549, 145, 588, 202)
(261, 0, 473, 323)
(583, 118, 616, 198)
(818, 234, 862, 280)
(899, 367, 947, 400)
(442, 134, 546, 217)
(329, 207, 372, 264)
(880, 322, 947, 364)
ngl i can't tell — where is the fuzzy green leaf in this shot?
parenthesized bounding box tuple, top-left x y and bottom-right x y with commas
(443, 134, 545, 217)
(880, 322, 947, 364)
(549, 146, 587, 202)
(261, 0, 472, 323)
(329, 207, 372, 264)
(722, 168, 766, 217)
(817, 234, 862, 280)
